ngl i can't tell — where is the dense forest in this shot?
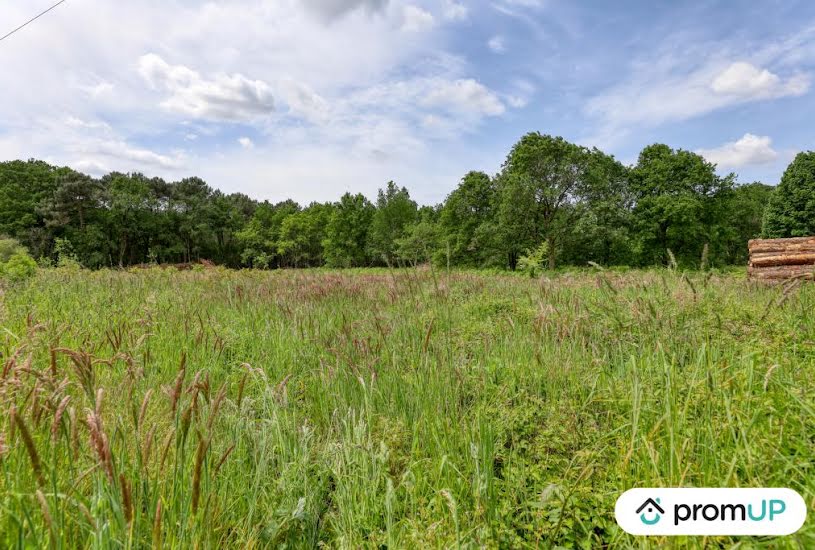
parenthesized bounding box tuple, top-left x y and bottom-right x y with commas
(1, 132, 812, 271)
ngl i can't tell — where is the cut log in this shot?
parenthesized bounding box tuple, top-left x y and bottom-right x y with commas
(748, 236, 815, 281)
(750, 250, 815, 259)
(749, 246, 815, 256)
(749, 253, 815, 267)
(748, 264, 815, 280)
(749, 237, 815, 253)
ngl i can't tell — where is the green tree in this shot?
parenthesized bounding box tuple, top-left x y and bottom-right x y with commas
(560, 150, 634, 266)
(237, 200, 300, 268)
(498, 133, 594, 269)
(209, 192, 256, 266)
(323, 193, 374, 267)
(438, 171, 497, 266)
(0, 160, 64, 257)
(277, 202, 334, 267)
(173, 177, 217, 263)
(396, 206, 440, 265)
(104, 173, 157, 266)
(367, 182, 418, 264)
(762, 152, 815, 238)
(630, 144, 734, 266)
(40, 171, 109, 267)
(717, 182, 773, 263)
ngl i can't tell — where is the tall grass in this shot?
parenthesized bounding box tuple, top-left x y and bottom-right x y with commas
(0, 265, 813, 547)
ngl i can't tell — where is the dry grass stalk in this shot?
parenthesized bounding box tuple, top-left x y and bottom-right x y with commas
(119, 473, 133, 524)
(13, 408, 46, 487)
(35, 489, 55, 535)
(95, 388, 104, 417)
(152, 500, 163, 550)
(86, 410, 114, 481)
(700, 242, 709, 271)
(180, 400, 194, 441)
(30, 380, 42, 426)
(759, 277, 801, 322)
(56, 348, 96, 399)
(49, 347, 57, 377)
(667, 248, 678, 270)
(77, 501, 95, 528)
(213, 444, 235, 478)
(68, 406, 79, 459)
(191, 433, 210, 514)
(51, 395, 71, 443)
(422, 318, 435, 354)
(138, 389, 153, 432)
(169, 353, 187, 414)
(159, 429, 175, 472)
(236, 372, 248, 409)
(207, 383, 228, 433)
(142, 425, 156, 467)
(2, 346, 26, 380)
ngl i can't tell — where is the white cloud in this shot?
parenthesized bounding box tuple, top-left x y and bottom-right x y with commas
(501, 0, 545, 6)
(0, 0, 518, 203)
(65, 116, 111, 132)
(505, 95, 528, 108)
(584, 45, 813, 147)
(76, 81, 115, 99)
(95, 140, 185, 170)
(238, 137, 255, 149)
(711, 62, 809, 99)
(442, 0, 468, 21)
(301, 0, 388, 22)
(423, 79, 506, 116)
(276, 77, 330, 123)
(488, 35, 506, 53)
(138, 53, 275, 122)
(340, 75, 509, 136)
(401, 5, 435, 32)
(697, 133, 778, 168)
(72, 159, 110, 176)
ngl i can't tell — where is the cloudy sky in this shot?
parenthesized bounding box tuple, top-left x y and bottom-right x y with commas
(1, 0, 814, 204)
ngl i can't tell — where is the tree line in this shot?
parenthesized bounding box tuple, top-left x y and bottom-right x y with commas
(1, 132, 812, 271)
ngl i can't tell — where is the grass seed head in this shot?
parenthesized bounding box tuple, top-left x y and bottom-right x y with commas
(51, 395, 70, 443)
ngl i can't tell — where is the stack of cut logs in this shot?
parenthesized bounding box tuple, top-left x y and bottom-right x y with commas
(748, 236, 815, 281)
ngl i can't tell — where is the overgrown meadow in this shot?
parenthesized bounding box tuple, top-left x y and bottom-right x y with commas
(0, 266, 813, 548)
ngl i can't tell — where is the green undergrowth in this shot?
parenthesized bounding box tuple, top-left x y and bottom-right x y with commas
(0, 266, 812, 548)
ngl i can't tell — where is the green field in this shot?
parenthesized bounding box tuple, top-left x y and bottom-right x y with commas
(0, 267, 813, 548)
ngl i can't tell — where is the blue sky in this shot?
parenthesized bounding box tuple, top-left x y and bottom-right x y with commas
(1, 0, 814, 205)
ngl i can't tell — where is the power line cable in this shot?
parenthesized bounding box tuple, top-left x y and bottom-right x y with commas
(0, 0, 68, 44)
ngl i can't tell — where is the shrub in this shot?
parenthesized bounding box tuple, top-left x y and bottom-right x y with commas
(2, 251, 37, 281)
(517, 241, 550, 277)
(0, 237, 27, 263)
(0, 238, 37, 281)
(54, 237, 82, 269)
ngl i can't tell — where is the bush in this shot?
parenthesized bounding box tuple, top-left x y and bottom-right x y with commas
(0, 237, 26, 263)
(0, 238, 37, 281)
(517, 241, 550, 277)
(54, 237, 82, 269)
(2, 252, 37, 281)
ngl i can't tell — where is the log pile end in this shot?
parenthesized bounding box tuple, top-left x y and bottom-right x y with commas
(748, 236, 815, 281)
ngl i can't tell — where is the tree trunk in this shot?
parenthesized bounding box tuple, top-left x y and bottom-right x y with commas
(547, 235, 556, 270)
(119, 235, 127, 267)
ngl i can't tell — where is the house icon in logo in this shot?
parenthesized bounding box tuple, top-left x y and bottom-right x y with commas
(636, 498, 665, 525)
